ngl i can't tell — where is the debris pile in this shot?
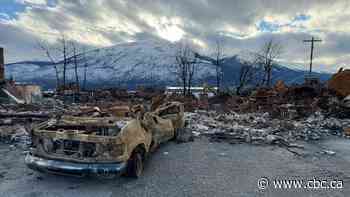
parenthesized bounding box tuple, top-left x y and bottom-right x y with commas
(2, 67, 350, 153)
(0, 103, 53, 145)
(328, 68, 350, 97)
(186, 110, 350, 147)
(0, 124, 31, 149)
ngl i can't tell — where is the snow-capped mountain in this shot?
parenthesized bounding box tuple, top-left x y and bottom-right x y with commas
(5, 39, 216, 89)
(5, 39, 331, 90)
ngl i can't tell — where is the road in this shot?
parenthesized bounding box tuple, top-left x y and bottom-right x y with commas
(1, 137, 350, 197)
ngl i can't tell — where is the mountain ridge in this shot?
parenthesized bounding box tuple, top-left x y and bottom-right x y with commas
(4, 39, 332, 90)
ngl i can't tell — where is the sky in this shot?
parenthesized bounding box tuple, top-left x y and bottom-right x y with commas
(0, 0, 350, 73)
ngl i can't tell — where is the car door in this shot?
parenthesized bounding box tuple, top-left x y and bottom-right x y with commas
(156, 103, 185, 130)
(142, 113, 174, 145)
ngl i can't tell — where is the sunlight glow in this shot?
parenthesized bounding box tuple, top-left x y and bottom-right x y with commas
(140, 13, 185, 42)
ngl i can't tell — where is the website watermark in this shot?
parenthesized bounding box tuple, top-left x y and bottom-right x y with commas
(258, 177, 343, 191)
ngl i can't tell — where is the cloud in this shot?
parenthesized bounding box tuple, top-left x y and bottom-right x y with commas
(16, 0, 47, 5)
(0, 0, 349, 72)
(0, 13, 10, 20)
(0, 22, 44, 63)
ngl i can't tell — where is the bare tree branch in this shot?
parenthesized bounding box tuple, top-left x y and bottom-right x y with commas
(254, 39, 283, 87)
(194, 40, 225, 93)
(71, 42, 80, 94)
(236, 61, 254, 95)
(214, 39, 225, 93)
(174, 42, 197, 96)
(36, 40, 61, 89)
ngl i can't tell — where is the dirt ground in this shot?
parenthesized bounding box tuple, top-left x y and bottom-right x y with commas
(1, 137, 350, 197)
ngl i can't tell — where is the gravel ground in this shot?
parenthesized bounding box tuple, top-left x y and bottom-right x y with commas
(1, 137, 350, 197)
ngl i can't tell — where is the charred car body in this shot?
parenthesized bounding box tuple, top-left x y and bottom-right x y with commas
(25, 102, 185, 178)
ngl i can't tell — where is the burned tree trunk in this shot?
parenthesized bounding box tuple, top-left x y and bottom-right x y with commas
(255, 39, 283, 87)
(62, 36, 68, 91)
(83, 62, 88, 91)
(236, 62, 254, 95)
(175, 43, 197, 97)
(37, 40, 61, 89)
(214, 40, 224, 93)
(187, 59, 197, 96)
(72, 43, 80, 93)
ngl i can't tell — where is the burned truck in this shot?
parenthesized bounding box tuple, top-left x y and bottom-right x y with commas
(25, 102, 185, 178)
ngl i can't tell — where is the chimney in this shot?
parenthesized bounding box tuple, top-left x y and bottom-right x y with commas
(0, 47, 4, 81)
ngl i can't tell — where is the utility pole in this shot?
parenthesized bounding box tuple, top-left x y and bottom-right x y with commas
(303, 37, 322, 73)
(0, 47, 4, 81)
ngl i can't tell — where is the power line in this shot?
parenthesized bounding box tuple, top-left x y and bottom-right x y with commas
(303, 37, 322, 73)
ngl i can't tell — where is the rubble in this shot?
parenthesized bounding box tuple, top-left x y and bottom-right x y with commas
(344, 95, 350, 108)
(0, 124, 31, 149)
(0, 103, 52, 150)
(185, 109, 350, 151)
(1, 83, 350, 154)
(0, 68, 349, 162)
(344, 128, 350, 137)
(328, 68, 350, 97)
(321, 149, 336, 156)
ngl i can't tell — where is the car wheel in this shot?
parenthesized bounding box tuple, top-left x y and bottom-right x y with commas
(150, 141, 159, 152)
(126, 151, 143, 178)
(172, 128, 179, 141)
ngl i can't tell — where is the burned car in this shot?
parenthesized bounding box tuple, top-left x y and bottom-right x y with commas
(25, 102, 185, 178)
